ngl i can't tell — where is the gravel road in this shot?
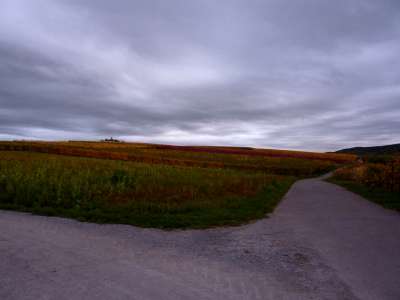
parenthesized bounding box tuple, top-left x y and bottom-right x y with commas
(1, 176, 399, 300)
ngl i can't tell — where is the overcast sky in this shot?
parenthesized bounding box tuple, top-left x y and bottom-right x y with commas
(1, 0, 399, 151)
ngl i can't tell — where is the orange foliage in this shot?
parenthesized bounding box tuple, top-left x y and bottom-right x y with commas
(334, 157, 400, 192)
(0, 141, 356, 176)
(152, 144, 356, 163)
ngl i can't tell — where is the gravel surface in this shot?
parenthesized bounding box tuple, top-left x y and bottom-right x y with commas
(1, 176, 399, 300)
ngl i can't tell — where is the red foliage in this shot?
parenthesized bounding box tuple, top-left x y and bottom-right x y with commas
(152, 144, 356, 163)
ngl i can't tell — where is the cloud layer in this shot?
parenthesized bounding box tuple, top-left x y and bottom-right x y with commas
(1, 0, 399, 151)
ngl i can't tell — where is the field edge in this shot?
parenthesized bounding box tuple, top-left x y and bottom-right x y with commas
(326, 178, 400, 212)
(0, 178, 296, 230)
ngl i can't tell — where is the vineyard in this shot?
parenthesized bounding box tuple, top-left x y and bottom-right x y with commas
(0, 141, 356, 228)
(0, 141, 355, 176)
(330, 155, 400, 211)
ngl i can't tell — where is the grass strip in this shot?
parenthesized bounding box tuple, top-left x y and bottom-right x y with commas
(327, 178, 400, 212)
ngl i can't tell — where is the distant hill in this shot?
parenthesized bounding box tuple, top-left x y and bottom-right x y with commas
(336, 143, 400, 156)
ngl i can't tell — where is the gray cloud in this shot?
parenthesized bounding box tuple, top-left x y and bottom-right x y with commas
(0, 0, 399, 150)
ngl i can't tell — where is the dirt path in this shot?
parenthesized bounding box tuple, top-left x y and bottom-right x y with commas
(1, 177, 399, 300)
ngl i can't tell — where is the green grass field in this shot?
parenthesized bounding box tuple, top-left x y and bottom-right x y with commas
(0, 142, 355, 228)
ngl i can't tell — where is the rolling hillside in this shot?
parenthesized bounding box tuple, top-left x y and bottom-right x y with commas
(337, 143, 400, 156)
